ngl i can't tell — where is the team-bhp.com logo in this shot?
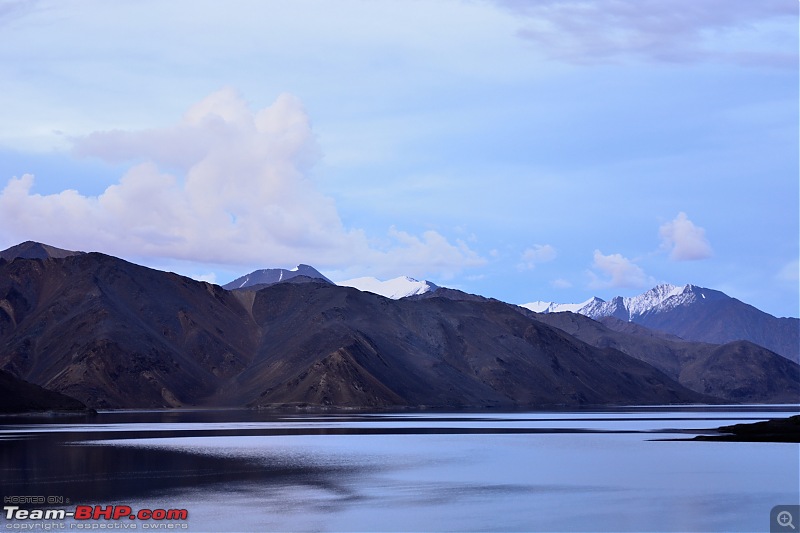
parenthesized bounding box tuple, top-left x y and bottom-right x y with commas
(4, 505, 188, 529)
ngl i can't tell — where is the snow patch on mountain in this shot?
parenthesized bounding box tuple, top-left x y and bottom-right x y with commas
(338, 276, 438, 299)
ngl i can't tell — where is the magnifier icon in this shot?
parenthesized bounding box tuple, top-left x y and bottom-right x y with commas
(778, 511, 796, 530)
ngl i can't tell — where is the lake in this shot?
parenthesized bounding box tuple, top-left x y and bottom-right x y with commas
(1, 406, 798, 532)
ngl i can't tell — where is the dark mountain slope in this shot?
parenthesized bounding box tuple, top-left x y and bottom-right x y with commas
(631, 294, 799, 364)
(0, 369, 91, 413)
(222, 282, 710, 409)
(678, 340, 799, 402)
(0, 252, 709, 409)
(408, 287, 800, 403)
(3, 243, 795, 409)
(0, 253, 260, 408)
(529, 311, 800, 403)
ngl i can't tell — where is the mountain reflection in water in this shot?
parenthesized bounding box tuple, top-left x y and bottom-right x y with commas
(1, 407, 798, 532)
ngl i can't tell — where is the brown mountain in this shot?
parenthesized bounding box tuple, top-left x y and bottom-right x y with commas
(0, 251, 259, 408)
(0, 240, 84, 261)
(224, 282, 715, 409)
(0, 247, 713, 409)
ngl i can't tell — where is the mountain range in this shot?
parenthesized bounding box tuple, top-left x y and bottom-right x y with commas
(523, 284, 799, 363)
(0, 242, 797, 412)
(224, 265, 439, 300)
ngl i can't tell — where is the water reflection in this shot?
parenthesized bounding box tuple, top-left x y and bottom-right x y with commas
(0, 407, 797, 532)
(0, 436, 367, 504)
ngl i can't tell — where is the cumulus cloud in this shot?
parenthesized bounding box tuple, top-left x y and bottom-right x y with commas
(518, 244, 557, 270)
(0, 88, 484, 278)
(659, 212, 713, 261)
(588, 249, 651, 289)
(494, 0, 797, 66)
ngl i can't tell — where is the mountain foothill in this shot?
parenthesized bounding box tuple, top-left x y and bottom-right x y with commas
(0, 241, 797, 412)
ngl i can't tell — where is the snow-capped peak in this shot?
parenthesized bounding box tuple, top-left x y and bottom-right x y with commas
(338, 276, 439, 299)
(621, 284, 688, 318)
(521, 297, 600, 314)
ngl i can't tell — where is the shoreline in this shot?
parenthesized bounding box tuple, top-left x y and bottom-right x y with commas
(688, 414, 800, 443)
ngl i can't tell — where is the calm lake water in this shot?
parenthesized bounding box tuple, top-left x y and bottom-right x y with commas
(1, 406, 798, 532)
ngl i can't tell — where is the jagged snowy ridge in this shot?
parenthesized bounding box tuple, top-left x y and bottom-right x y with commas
(521, 298, 598, 314)
(522, 284, 715, 321)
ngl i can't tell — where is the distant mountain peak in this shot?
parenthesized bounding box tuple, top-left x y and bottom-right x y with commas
(0, 241, 83, 261)
(338, 275, 439, 299)
(521, 283, 798, 363)
(223, 265, 333, 290)
(522, 297, 599, 314)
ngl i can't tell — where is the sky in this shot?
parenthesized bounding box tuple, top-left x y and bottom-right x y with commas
(0, 0, 797, 317)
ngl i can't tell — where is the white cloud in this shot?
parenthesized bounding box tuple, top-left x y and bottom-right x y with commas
(588, 249, 651, 289)
(495, 0, 796, 66)
(0, 88, 484, 279)
(518, 244, 557, 270)
(659, 212, 713, 261)
(551, 278, 572, 289)
(192, 272, 217, 284)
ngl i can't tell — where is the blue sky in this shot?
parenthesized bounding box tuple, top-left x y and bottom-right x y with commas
(0, 0, 797, 317)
